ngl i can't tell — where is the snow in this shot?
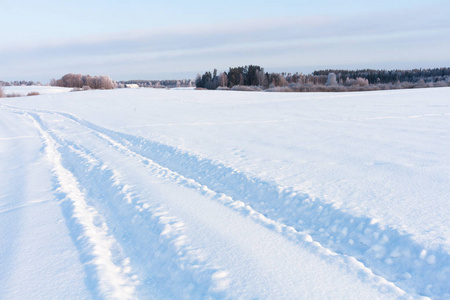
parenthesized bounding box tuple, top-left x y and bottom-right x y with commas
(2, 85, 72, 96)
(1, 87, 449, 299)
(0, 110, 89, 299)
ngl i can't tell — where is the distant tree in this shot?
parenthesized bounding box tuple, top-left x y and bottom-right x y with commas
(202, 71, 212, 88)
(52, 73, 116, 89)
(239, 73, 244, 86)
(326, 73, 337, 86)
(194, 66, 450, 92)
(219, 72, 228, 87)
(246, 65, 262, 86)
(345, 77, 369, 87)
(268, 73, 288, 87)
(255, 69, 265, 86)
(227, 67, 245, 87)
(99, 75, 115, 89)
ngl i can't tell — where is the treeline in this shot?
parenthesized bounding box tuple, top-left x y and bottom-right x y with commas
(313, 68, 450, 85)
(118, 79, 195, 88)
(196, 66, 268, 90)
(50, 73, 116, 90)
(195, 66, 450, 92)
(0, 80, 42, 86)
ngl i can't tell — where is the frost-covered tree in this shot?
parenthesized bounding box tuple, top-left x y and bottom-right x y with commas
(219, 72, 228, 87)
(98, 75, 116, 89)
(53, 73, 115, 89)
(326, 73, 337, 86)
(255, 69, 268, 87)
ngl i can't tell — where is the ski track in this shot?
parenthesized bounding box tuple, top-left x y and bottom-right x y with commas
(4, 104, 449, 299)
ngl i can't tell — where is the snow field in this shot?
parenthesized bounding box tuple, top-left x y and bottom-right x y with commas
(1, 87, 449, 299)
(2, 86, 72, 96)
(0, 110, 89, 299)
(37, 108, 407, 298)
(28, 113, 137, 299)
(48, 106, 449, 297)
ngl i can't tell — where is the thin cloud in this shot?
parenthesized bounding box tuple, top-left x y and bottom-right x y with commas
(1, 6, 449, 81)
(5, 5, 448, 58)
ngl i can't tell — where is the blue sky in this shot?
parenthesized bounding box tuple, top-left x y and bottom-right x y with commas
(1, 0, 449, 82)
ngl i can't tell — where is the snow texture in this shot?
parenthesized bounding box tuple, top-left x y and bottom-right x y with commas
(1, 86, 449, 299)
(2, 86, 72, 96)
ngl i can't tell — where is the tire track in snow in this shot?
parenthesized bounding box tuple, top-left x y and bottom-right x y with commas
(27, 113, 137, 300)
(4, 104, 444, 298)
(50, 109, 450, 299)
(44, 111, 418, 298)
(33, 112, 231, 298)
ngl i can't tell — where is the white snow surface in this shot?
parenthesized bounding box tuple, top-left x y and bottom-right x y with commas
(2, 85, 72, 96)
(1, 87, 449, 299)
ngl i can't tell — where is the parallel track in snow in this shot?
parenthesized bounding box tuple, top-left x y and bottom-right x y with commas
(49, 108, 448, 299)
(27, 112, 226, 299)
(4, 103, 448, 298)
(27, 113, 137, 299)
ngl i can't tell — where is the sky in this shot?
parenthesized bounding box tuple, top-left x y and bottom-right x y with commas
(1, 0, 449, 82)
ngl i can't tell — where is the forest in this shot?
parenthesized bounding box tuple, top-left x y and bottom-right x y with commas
(3, 67, 450, 93)
(117, 79, 195, 88)
(195, 66, 450, 92)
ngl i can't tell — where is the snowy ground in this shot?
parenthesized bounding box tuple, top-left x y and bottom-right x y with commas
(1, 87, 449, 299)
(2, 86, 72, 96)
